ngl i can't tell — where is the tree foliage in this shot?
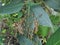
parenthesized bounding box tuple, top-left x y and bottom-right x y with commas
(0, 0, 60, 45)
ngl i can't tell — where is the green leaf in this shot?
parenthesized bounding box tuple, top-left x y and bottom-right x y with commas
(31, 5, 53, 27)
(50, 15, 60, 25)
(2, 29, 6, 34)
(46, 28, 60, 45)
(0, 0, 24, 15)
(0, 36, 4, 45)
(37, 25, 49, 37)
(44, 0, 60, 11)
(17, 34, 34, 45)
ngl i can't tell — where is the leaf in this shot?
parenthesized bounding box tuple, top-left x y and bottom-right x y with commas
(17, 34, 34, 45)
(31, 5, 55, 33)
(0, 0, 24, 15)
(0, 36, 4, 45)
(46, 28, 60, 45)
(31, 5, 53, 27)
(44, 0, 60, 11)
(37, 25, 49, 37)
(2, 29, 6, 34)
(50, 15, 60, 25)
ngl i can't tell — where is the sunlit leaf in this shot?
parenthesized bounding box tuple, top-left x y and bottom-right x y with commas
(37, 25, 49, 37)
